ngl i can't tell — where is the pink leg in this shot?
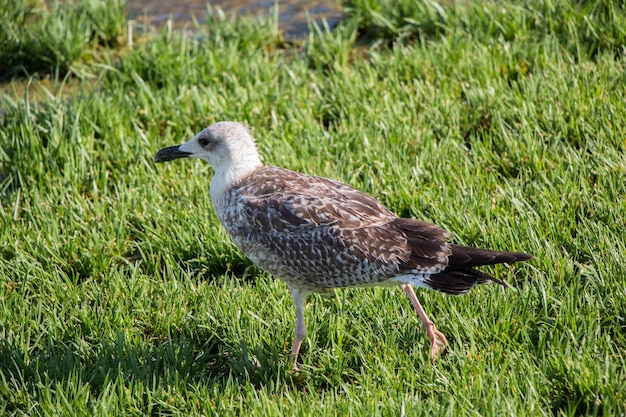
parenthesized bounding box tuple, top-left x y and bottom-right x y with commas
(289, 288, 310, 371)
(401, 284, 448, 360)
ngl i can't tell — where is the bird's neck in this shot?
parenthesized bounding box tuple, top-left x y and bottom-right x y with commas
(210, 156, 262, 203)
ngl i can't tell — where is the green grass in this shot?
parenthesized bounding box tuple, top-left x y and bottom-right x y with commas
(0, 0, 126, 80)
(1, 0, 625, 415)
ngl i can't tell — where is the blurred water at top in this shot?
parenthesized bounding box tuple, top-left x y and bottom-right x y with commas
(125, 0, 343, 39)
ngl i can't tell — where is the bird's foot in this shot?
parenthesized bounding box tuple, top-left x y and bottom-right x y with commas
(427, 324, 448, 361)
(288, 340, 303, 372)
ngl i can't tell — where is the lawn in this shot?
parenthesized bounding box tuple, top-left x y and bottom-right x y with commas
(0, 0, 625, 415)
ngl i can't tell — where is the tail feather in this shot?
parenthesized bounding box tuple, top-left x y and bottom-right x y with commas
(423, 246, 532, 295)
(423, 268, 504, 295)
(392, 217, 533, 295)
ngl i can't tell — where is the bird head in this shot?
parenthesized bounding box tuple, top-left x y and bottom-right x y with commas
(154, 122, 263, 178)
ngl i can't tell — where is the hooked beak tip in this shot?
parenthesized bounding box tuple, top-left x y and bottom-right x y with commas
(154, 145, 192, 163)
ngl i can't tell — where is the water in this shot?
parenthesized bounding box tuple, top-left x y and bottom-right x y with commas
(125, 0, 344, 38)
(1, 1, 343, 105)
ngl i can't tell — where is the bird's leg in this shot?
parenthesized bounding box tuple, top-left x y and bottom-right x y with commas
(289, 288, 310, 371)
(401, 284, 448, 360)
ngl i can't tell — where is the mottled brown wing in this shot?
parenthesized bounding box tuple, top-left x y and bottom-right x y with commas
(235, 166, 395, 230)
(391, 218, 452, 272)
(230, 167, 453, 283)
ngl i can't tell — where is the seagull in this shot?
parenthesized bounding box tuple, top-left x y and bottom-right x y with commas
(154, 121, 532, 369)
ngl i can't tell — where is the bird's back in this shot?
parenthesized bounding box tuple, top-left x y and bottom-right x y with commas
(212, 166, 455, 292)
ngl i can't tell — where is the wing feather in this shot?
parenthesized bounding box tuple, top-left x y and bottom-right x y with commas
(222, 167, 454, 288)
(235, 166, 395, 230)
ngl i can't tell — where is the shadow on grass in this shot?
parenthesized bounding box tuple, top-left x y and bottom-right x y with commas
(0, 328, 294, 412)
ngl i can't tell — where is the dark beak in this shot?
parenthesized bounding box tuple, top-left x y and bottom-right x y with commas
(154, 145, 192, 163)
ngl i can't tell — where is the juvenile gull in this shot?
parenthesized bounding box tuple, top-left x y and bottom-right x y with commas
(154, 121, 532, 369)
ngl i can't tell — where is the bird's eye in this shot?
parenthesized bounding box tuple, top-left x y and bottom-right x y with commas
(198, 137, 210, 147)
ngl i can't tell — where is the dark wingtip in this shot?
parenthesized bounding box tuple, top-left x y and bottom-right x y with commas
(448, 246, 533, 270)
(154, 145, 191, 163)
(513, 252, 534, 262)
(425, 250, 532, 295)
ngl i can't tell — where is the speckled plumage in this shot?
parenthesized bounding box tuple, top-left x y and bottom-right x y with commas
(154, 121, 533, 369)
(216, 165, 450, 292)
